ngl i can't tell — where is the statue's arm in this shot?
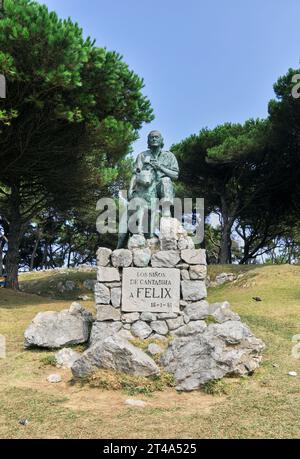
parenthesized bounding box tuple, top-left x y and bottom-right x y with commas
(128, 175, 136, 200)
(157, 154, 179, 180)
(158, 164, 179, 180)
(128, 154, 142, 200)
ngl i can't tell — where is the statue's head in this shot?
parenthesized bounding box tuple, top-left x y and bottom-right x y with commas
(148, 131, 164, 149)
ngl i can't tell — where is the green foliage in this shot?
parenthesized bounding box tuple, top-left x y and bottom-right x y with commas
(205, 316, 218, 325)
(202, 379, 229, 396)
(0, 0, 153, 286)
(40, 354, 56, 367)
(173, 119, 271, 263)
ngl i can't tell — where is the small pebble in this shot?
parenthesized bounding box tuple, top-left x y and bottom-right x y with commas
(19, 419, 29, 426)
(125, 399, 147, 408)
(47, 374, 62, 384)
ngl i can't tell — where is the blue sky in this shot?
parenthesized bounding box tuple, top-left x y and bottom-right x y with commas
(39, 0, 300, 156)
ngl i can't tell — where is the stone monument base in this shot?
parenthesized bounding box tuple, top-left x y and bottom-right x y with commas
(93, 218, 207, 341)
(23, 217, 265, 391)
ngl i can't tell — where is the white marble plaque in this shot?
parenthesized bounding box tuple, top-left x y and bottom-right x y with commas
(122, 268, 180, 313)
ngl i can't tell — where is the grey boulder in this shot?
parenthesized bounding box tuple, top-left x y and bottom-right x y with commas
(71, 335, 160, 379)
(24, 304, 93, 349)
(162, 318, 265, 391)
(131, 321, 153, 340)
(90, 321, 122, 345)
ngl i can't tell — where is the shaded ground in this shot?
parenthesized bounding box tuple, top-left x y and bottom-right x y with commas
(1, 265, 300, 439)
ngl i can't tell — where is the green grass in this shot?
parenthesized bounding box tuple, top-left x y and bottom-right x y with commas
(1, 264, 300, 438)
(19, 268, 97, 300)
(88, 369, 175, 396)
(207, 264, 256, 281)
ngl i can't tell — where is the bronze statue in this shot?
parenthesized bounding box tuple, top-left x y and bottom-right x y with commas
(117, 131, 179, 248)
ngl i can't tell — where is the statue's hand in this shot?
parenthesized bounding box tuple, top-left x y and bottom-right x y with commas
(150, 159, 159, 170)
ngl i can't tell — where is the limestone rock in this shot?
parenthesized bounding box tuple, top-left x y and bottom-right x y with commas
(189, 265, 207, 280)
(55, 348, 81, 369)
(181, 249, 206, 265)
(177, 236, 195, 251)
(122, 313, 140, 324)
(159, 218, 187, 251)
(209, 302, 241, 323)
(184, 301, 210, 321)
(162, 318, 265, 391)
(160, 238, 178, 251)
(148, 343, 164, 356)
(131, 321, 152, 340)
(128, 234, 147, 250)
(156, 312, 178, 320)
(171, 320, 207, 337)
(90, 321, 122, 345)
(183, 301, 240, 324)
(57, 280, 76, 293)
(111, 288, 122, 308)
(118, 329, 134, 341)
(97, 267, 120, 283)
(71, 335, 160, 379)
(181, 280, 207, 301)
(96, 305, 121, 322)
(140, 312, 157, 322)
(111, 249, 133, 268)
(133, 248, 151, 268)
(146, 237, 160, 254)
(95, 283, 110, 305)
(216, 273, 236, 285)
(166, 316, 185, 331)
(150, 320, 169, 336)
(160, 217, 187, 240)
(151, 250, 180, 268)
(24, 305, 92, 349)
(83, 279, 97, 291)
(97, 248, 112, 267)
(69, 302, 94, 323)
(181, 270, 190, 280)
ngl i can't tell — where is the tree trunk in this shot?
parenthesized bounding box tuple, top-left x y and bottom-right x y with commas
(239, 241, 251, 265)
(218, 221, 232, 264)
(42, 242, 48, 270)
(6, 186, 23, 289)
(30, 229, 40, 271)
(67, 245, 72, 268)
(218, 197, 233, 264)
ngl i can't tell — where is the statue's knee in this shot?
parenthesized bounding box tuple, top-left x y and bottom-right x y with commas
(161, 177, 173, 197)
(162, 177, 171, 186)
